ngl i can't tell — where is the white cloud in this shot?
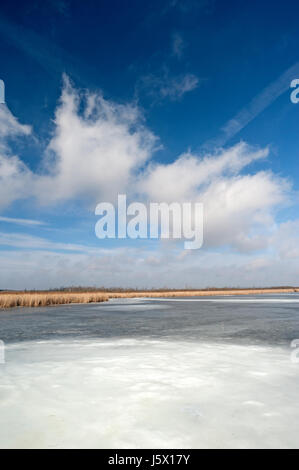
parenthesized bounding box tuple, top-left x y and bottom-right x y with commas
(0, 104, 31, 140)
(138, 142, 289, 252)
(0, 105, 33, 209)
(0, 152, 33, 209)
(0, 78, 297, 290)
(139, 143, 269, 200)
(201, 171, 288, 250)
(272, 220, 299, 259)
(35, 76, 157, 204)
(0, 242, 299, 290)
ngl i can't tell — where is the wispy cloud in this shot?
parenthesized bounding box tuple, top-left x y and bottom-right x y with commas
(26, 0, 71, 17)
(0, 13, 87, 84)
(0, 15, 64, 78)
(171, 33, 185, 59)
(169, 0, 208, 13)
(0, 216, 46, 226)
(48, 0, 71, 16)
(0, 104, 31, 139)
(0, 232, 99, 253)
(158, 0, 215, 17)
(136, 68, 199, 103)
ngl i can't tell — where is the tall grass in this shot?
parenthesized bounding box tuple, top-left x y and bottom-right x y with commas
(0, 287, 298, 309)
(0, 292, 109, 309)
(109, 287, 299, 299)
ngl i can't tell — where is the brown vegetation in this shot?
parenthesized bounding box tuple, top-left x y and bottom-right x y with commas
(0, 287, 298, 309)
(0, 292, 109, 309)
(108, 287, 299, 299)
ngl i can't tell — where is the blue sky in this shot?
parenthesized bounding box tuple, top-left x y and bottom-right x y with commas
(0, 0, 299, 289)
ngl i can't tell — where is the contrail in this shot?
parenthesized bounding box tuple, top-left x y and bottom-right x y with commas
(0, 15, 90, 86)
(204, 61, 299, 149)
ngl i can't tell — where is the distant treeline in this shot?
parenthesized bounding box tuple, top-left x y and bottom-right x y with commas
(1, 285, 297, 293)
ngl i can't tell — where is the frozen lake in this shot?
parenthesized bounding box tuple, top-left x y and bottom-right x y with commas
(0, 295, 299, 448)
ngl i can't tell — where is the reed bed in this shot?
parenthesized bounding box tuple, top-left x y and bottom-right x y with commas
(109, 287, 299, 299)
(0, 287, 298, 309)
(0, 292, 109, 309)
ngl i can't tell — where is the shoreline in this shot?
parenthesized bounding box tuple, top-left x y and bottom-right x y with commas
(0, 287, 298, 309)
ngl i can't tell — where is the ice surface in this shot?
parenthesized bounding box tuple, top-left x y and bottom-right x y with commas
(144, 297, 299, 302)
(0, 338, 298, 448)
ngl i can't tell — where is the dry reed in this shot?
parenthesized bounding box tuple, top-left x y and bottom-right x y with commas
(108, 287, 299, 299)
(0, 287, 298, 310)
(0, 292, 109, 309)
